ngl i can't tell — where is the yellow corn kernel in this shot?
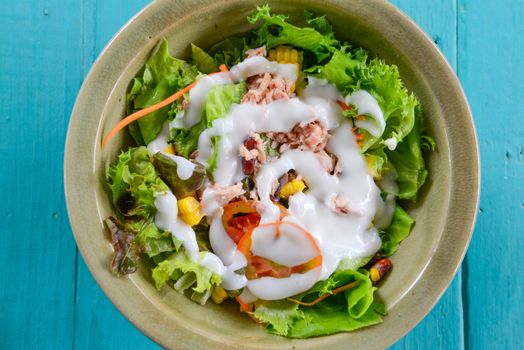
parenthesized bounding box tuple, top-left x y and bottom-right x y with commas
(370, 268, 381, 282)
(177, 197, 203, 226)
(211, 286, 228, 304)
(268, 49, 277, 61)
(267, 46, 301, 93)
(268, 46, 300, 64)
(163, 145, 175, 155)
(279, 179, 306, 198)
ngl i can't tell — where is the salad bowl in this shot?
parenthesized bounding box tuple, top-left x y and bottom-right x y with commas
(64, 0, 479, 348)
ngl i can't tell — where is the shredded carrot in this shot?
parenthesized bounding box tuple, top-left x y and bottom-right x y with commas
(287, 280, 360, 306)
(336, 100, 352, 111)
(355, 132, 365, 141)
(102, 65, 229, 148)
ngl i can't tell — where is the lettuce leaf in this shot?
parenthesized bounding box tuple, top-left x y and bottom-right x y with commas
(205, 82, 246, 126)
(191, 43, 218, 74)
(253, 269, 385, 338)
(314, 46, 419, 147)
(107, 150, 132, 205)
(379, 206, 415, 256)
(152, 251, 221, 294)
(107, 146, 169, 218)
(386, 105, 427, 200)
(253, 300, 305, 335)
(169, 82, 246, 169)
(105, 216, 141, 276)
(248, 5, 338, 62)
(127, 39, 198, 144)
(127, 220, 182, 258)
(169, 119, 206, 158)
(208, 37, 251, 68)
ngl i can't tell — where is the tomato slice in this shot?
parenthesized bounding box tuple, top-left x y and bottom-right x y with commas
(222, 201, 260, 243)
(222, 200, 288, 243)
(238, 221, 323, 280)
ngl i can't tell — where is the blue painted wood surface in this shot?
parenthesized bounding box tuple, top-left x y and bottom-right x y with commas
(0, 0, 522, 349)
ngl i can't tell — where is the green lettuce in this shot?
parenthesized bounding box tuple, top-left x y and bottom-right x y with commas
(169, 82, 246, 168)
(191, 43, 218, 74)
(152, 251, 221, 294)
(205, 82, 246, 126)
(127, 39, 198, 144)
(107, 146, 169, 218)
(253, 269, 385, 338)
(169, 120, 206, 158)
(208, 37, 251, 68)
(315, 46, 419, 147)
(379, 206, 415, 256)
(248, 5, 338, 62)
(127, 220, 181, 258)
(386, 105, 427, 200)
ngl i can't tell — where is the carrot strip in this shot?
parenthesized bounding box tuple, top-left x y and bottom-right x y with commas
(287, 280, 360, 306)
(102, 68, 228, 148)
(336, 100, 352, 111)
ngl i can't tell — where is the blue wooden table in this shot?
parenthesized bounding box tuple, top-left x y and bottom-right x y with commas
(1, 1, 522, 349)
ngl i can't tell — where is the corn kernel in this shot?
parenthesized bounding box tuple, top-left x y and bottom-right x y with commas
(177, 197, 203, 226)
(280, 179, 307, 198)
(211, 286, 228, 304)
(163, 145, 175, 155)
(370, 268, 381, 282)
(268, 46, 300, 64)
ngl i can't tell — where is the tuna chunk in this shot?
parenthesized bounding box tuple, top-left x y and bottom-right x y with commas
(239, 132, 267, 175)
(332, 195, 350, 214)
(267, 120, 330, 153)
(245, 45, 267, 58)
(241, 72, 295, 105)
(210, 183, 246, 207)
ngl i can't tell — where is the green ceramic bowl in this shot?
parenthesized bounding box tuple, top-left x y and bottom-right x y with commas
(64, 0, 479, 348)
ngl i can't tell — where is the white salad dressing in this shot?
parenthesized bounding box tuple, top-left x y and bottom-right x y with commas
(383, 137, 398, 151)
(250, 222, 319, 267)
(346, 90, 385, 138)
(154, 191, 247, 289)
(229, 56, 298, 82)
(196, 98, 341, 185)
(173, 72, 233, 129)
(303, 77, 343, 101)
(149, 55, 390, 300)
(160, 153, 196, 180)
(247, 267, 321, 300)
(147, 122, 170, 154)
(255, 123, 382, 280)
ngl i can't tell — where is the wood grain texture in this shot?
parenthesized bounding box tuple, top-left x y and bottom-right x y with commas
(73, 2, 157, 349)
(0, 0, 81, 349)
(2, 0, 522, 349)
(459, 1, 524, 349)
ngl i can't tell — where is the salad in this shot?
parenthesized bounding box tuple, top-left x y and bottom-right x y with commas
(103, 6, 434, 338)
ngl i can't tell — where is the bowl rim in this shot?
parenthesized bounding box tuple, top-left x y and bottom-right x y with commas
(64, 0, 480, 348)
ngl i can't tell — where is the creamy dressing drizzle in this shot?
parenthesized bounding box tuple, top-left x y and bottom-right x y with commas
(174, 72, 233, 129)
(146, 55, 391, 299)
(346, 90, 385, 137)
(154, 191, 247, 290)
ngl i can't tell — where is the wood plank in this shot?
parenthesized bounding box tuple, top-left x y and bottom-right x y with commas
(72, 1, 159, 348)
(0, 0, 81, 348)
(388, 1, 465, 349)
(458, 0, 524, 349)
